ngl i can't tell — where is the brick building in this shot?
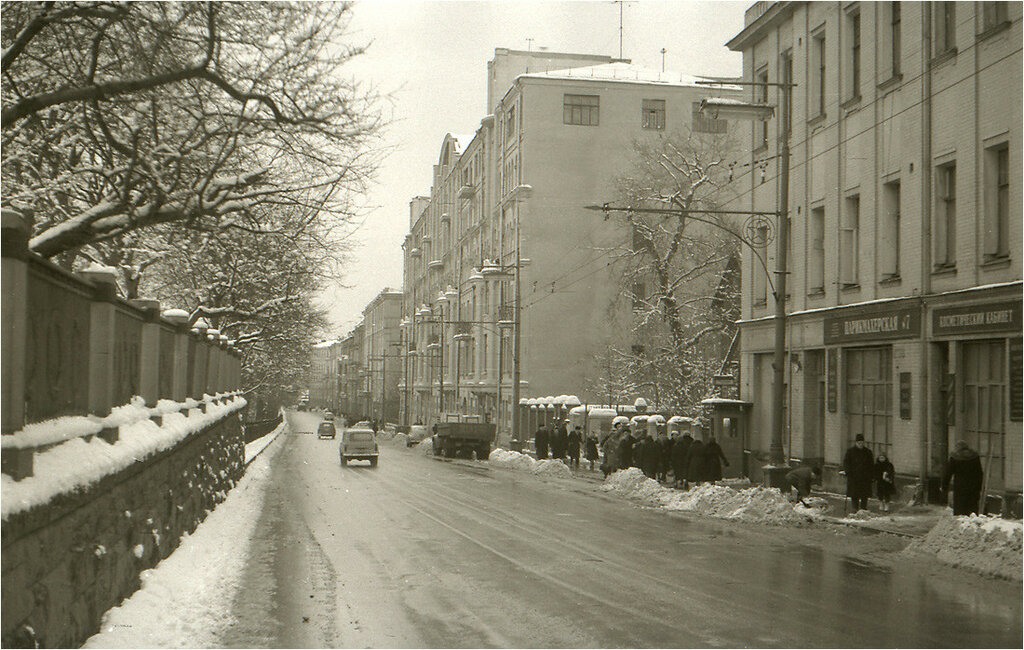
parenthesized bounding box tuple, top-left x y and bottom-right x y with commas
(727, 1, 1022, 508)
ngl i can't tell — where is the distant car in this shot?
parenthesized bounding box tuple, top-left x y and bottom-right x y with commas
(340, 427, 379, 467)
(317, 421, 336, 439)
(407, 424, 429, 447)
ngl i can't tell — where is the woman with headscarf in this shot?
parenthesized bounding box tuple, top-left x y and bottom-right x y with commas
(874, 452, 897, 513)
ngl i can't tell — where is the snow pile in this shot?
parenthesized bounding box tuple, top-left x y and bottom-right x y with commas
(2, 396, 247, 520)
(532, 459, 573, 479)
(392, 432, 410, 447)
(906, 515, 1023, 580)
(82, 427, 284, 648)
(417, 437, 434, 454)
(602, 469, 819, 525)
(489, 448, 538, 471)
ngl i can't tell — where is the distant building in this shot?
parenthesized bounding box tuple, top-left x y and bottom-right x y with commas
(362, 289, 404, 424)
(727, 1, 1022, 508)
(399, 49, 745, 444)
(309, 339, 341, 412)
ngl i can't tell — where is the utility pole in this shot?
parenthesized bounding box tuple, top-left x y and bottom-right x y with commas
(617, 1, 624, 59)
(661, 47, 666, 72)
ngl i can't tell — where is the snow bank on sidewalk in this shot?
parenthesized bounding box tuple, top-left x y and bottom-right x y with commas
(417, 437, 434, 454)
(906, 515, 1023, 580)
(83, 431, 283, 648)
(2, 396, 247, 520)
(244, 419, 286, 464)
(393, 432, 410, 447)
(489, 448, 573, 478)
(602, 468, 823, 524)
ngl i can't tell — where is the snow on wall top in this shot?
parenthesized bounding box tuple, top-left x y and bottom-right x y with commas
(1, 395, 247, 520)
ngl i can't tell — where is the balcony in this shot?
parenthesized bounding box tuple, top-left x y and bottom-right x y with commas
(458, 184, 475, 199)
(422, 234, 432, 243)
(440, 212, 450, 223)
(409, 247, 421, 258)
(428, 259, 444, 270)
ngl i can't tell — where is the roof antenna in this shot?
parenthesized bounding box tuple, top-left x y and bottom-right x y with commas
(526, 37, 534, 53)
(615, 1, 624, 59)
(661, 47, 666, 72)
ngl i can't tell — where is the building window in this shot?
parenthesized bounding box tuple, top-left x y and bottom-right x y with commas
(641, 99, 665, 130)
(934, 2, 956, 55)
(809, 206, 825, 293)
(985, 145, 1010, 259)
(881, 181, 901, 279)
(812, 31, 826, 117)
(847, 9, 861, 100)
(889, 1, 902, 77)
(564, 94, 599, 126)
(505, 105, 516, 143)
(841, 195, 860, 287)
(982, 2, 1009, 31)
(753, 225, 768, 305)
(755, 67, 769, 149)
(935, 162, 957, 268)
(692, 102, 727, 134)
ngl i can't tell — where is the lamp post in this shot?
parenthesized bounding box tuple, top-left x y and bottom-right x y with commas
(700, 80, 792, 487)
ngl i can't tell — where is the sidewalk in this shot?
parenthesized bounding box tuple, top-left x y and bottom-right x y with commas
(808, 491, 947, 538)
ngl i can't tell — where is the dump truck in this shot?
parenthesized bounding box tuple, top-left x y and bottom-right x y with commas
(432, 422, 496, 459)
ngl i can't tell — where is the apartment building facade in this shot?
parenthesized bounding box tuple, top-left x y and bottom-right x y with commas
(362, 289, 404, 424)
(728, 1, 1022, 507)
(399, 49, 744, 445)
(309, 339, 341, 412)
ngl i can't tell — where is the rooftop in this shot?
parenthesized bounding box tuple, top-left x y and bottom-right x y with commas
(518, 62, 741, 90)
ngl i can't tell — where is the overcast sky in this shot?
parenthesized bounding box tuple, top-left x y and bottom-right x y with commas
(322, 0, 748, 334)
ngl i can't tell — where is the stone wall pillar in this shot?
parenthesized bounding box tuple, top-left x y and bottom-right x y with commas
(130, 299, 161, 406)
(2, 210, 29, 437)
(162, 309, 190, 402)
(191, 322, 209, 399)
(78, 268, 119, 417)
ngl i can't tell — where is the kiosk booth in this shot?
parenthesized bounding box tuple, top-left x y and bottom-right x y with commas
(699, 398, 751, 479)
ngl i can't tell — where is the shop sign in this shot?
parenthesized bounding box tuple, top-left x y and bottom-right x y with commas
(932, 300, 1023, 337)
(824, 305, 920, 345)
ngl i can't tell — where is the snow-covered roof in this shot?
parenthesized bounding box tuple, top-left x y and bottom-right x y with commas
(700, 398, 752, 406)
(313, 340, 339, 349)
(518, 62, 740, 90)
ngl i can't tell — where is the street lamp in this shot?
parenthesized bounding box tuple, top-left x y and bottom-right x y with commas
(701, 80, 793, 488)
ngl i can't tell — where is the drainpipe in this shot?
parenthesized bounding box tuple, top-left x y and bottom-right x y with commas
(920, 3, 934, 503)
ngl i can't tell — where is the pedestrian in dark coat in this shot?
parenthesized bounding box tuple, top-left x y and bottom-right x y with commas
(600, 428, 620, 477)
(942, 440, 984, 516)
(552, 421, 568, 460)
(585, 432, 600, 471)
(656, 434, 673, 482)
(567, 426, 583, 470)
(534, 424, 549, 460)
(672, 433, 693, 488)
(843, 434, 875, 511)
(617, 433, 634, 471)
(639, 435, 660, 479)
(686, 438, 706, 485)
(785, 465, 821, 500)
(874, 453, 897, 512)
(703, 435, 730, 483)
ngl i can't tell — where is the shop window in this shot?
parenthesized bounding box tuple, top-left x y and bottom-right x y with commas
(844, 347, 893, 457)
(963, 340, 1006, 486)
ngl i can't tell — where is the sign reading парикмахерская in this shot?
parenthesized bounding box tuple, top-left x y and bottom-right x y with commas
(823, 305, 921, 345)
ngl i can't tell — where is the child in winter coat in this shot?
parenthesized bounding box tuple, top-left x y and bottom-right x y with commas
(874, 453, 896, 513)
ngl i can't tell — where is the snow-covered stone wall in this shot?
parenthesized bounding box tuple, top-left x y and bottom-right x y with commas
(1, 410, 245, 648)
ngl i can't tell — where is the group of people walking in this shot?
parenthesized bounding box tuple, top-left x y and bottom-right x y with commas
(590, 421, 728, 488)
(533, 421, 600, 471)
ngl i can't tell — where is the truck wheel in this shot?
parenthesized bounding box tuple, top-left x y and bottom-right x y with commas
(478, 444, 490, 460)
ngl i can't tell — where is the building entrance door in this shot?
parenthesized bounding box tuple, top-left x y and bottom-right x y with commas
(962, 339, 1006, 489)
(844, 346, 893, 458)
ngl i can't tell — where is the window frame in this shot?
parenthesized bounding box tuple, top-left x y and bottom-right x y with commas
(934, 162, 958, 269)
(563, 93, 600, 126)
(641, 98, 666, 130)
(811, 30, 827, 119)
(840, 195, 860, 287)
(984, 144, 1011, 260)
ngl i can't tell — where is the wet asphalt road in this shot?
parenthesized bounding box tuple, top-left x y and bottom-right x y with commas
(220, 413, 1022, 648)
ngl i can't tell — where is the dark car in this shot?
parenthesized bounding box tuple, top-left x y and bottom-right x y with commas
(317, 421, 336, 439)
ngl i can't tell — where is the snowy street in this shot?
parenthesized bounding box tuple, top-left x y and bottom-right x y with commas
(198, 411, 1021, 648)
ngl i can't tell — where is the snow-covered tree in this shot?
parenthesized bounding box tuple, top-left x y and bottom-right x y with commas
(2, 1, 379, 259)
(603, 129, 743, 413)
